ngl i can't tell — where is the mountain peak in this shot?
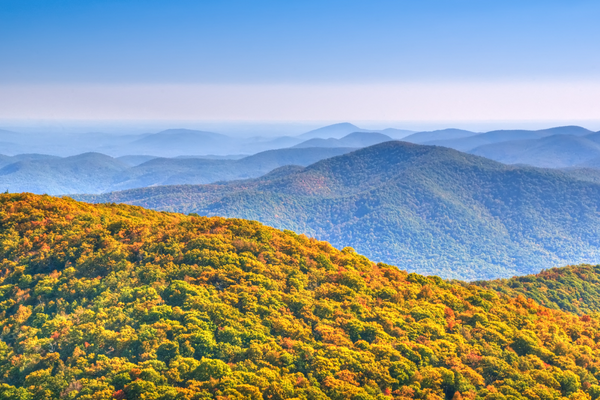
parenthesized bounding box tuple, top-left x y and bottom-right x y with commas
(298, 122, 364, 139)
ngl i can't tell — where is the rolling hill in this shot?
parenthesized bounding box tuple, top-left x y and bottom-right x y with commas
(112, 147, 356, 190)
(0, 153, 60, 168)
(469, 131, 600, 168)
(116, 155, 159, 166)
(293, 131, 393, 148)
(296, 122, 366, 139)
(0, 147, 356, 195)
(0, 152, 129, 194)
(76, 141, 600, 281)
(2, 193, 600, 399)
(402, 128, 477, 144)
(470, 135, 600, 168)
(427, 126, 594, 152)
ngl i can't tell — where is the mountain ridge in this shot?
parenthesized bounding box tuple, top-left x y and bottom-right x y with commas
(469, 131, 600, 168)
(0, 147, 357, 195)
(76, 141, 600, 280)
(293, 131, 393, 149)
(427, 125, 594, 152)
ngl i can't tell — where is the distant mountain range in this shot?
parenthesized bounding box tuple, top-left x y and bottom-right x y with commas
(2, 122, 599, 165)
(425, 125, 595, 152)
(293, 131, 393, 148)
(0, 131, 407, 194)
(297, 123, 414, 140)
(76, 141, 600, 280)
(402, 128, 478, 143)
(2, 123, 600, 197)
(0, 147, 355, 195)
(0, 123, 415, 157)
(469, 131, 600, 168)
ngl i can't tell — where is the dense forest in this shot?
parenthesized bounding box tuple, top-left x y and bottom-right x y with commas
(2, 194, 600, 399)
(475, 264, 600, 315)
(78, 141, 600, 280)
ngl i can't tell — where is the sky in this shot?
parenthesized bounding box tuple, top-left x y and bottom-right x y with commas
(1, 0, 599, 127)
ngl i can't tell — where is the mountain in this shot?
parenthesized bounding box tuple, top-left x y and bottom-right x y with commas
(0, 153, 60, 168)
(378, 128, 415, 139)
(0, 147, 356, 195)
(468, 131, 600, 168)
(402, 128, 477, 144)
(3, 193, 600, 400)
(113, 147, 356, 190)
(241, 135, 304, 153)
(76, 141, 600, 280)
(0, 124, 402, 157)
(585, 131, 600, 144)
(0, 152, 129, 194)
(470, 134, 600, 168)
(293, 132, 393, 148)
(297, 122, 366, 139)
(428, 126, 594, 152)
(117, 155, 159, 166)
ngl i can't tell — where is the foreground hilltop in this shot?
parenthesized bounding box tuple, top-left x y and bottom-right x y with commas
(1, 194, 600, 399)
(78, 141, 600, 280)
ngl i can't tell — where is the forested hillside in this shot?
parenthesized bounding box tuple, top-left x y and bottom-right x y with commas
(2, 194, 600, 400)
(475, 264, 600, 315)
(77, 141, 600, 280)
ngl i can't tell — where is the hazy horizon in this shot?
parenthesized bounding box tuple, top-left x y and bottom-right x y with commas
(2, 0, 599, 122)
(2, 119, 600, 138)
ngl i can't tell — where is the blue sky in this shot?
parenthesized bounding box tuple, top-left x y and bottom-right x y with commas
(1, 0, 599, 124)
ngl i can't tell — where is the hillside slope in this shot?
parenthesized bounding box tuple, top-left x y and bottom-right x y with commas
(2, 194, 600, 399)
(475, 264, 600, 315)
(77, 142, 600, 280)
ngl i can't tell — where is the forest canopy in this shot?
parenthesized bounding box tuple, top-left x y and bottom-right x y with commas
(475, 264, 600, 315)
(1, 194, 600, 400)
